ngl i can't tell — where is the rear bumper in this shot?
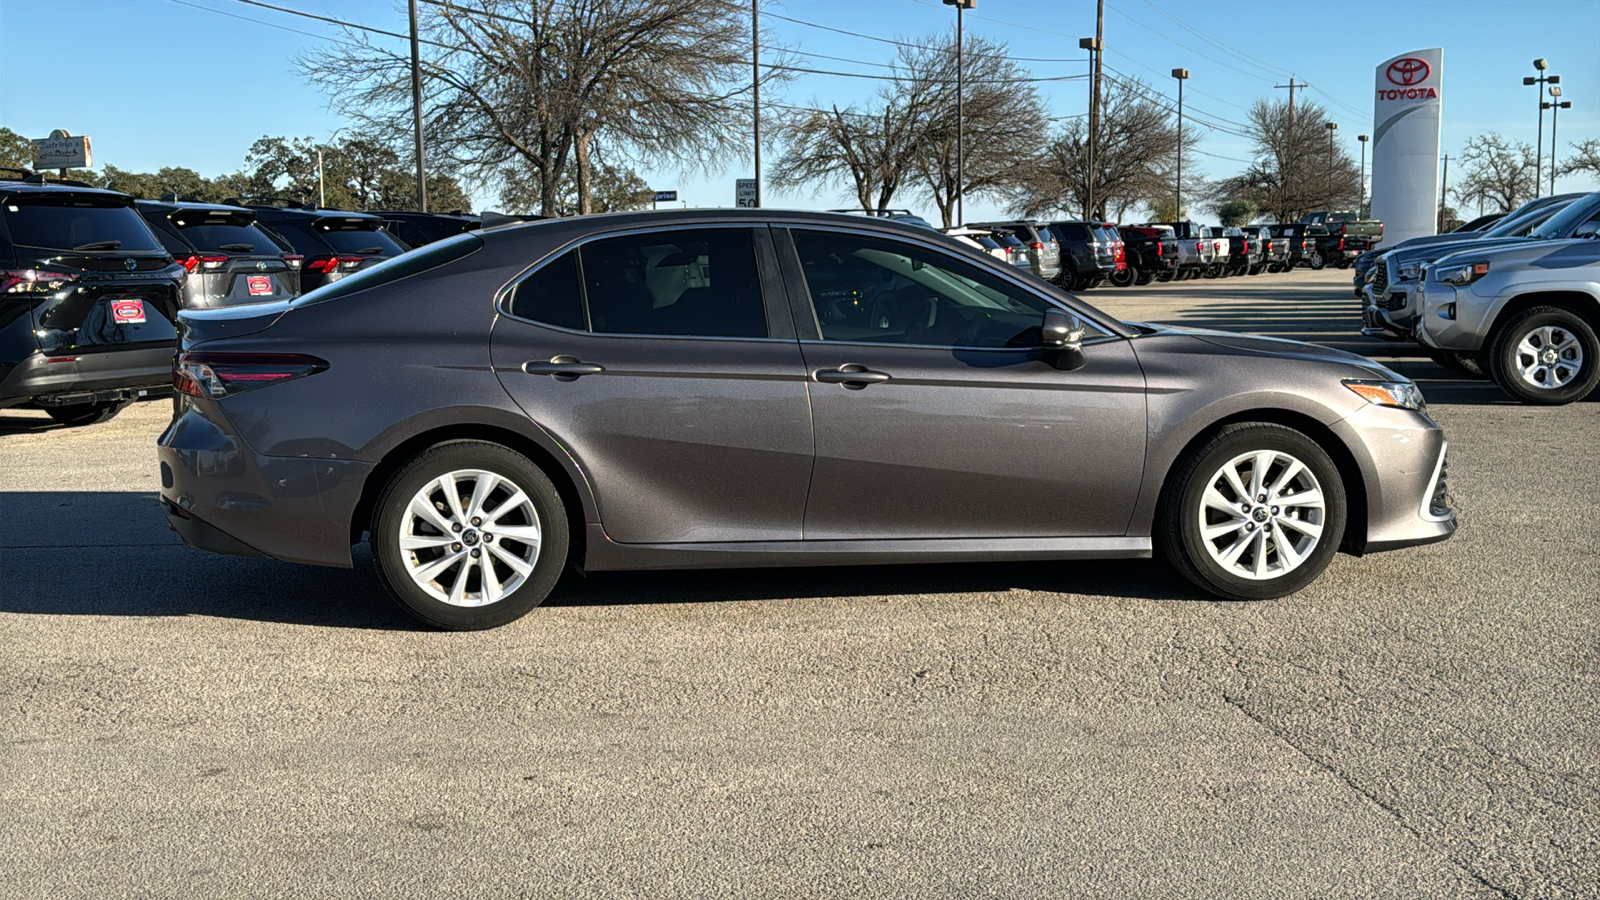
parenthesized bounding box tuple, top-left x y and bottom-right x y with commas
(158, 399, 374, 568)
(0, 346, 171, 406)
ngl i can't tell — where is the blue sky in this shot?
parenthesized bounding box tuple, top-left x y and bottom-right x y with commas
(3, 0, 1597, 222)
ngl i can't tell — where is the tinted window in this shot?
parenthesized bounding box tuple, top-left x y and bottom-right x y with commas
(792, 229, 1060, 349)
(507, 251, 585, 330)
(1054, 223, 1088, 241)
(579, 228, 767, 338)
(5, 196, 163, 252)
(293, 233, 483, 306)
(174, 221, 281, 253)
(1036, 226, 1056, 243)
(1528, 196, 1600, 240)
(319, 226, 407, 256)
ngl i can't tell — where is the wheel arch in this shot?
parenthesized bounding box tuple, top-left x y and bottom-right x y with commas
(1486, 290, 1600, 343)
(349, 422, 596, 568)
(1152, 408, 1371, 555)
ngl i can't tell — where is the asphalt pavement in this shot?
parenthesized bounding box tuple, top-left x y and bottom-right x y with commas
(1, 268, 1595, 899)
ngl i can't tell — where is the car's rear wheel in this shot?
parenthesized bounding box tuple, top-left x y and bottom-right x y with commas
(43, 399, 131, 427)
(1488, 306, 1600, 405)
(1135, 270, 1155, 286)
(1109, 267, 1135, 287)
(372, 441, 569, 630)
(1156, 423, 1347, 601)
(1156, 269, 1176, 283)
(1309, 250, 1326, 270)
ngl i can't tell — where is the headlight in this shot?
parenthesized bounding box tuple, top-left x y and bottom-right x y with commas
(1434, 261, 1491, 286)
(1397, 261, 1422, 280)
(1344, 379, 1426, 410)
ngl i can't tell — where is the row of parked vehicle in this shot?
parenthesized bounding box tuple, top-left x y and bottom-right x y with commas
(935, 213, 1382, 293)
(1356, 190, 1600, 405)
(0, 167, 505, 426)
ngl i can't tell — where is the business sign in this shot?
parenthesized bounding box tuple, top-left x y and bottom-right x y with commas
(1369, 48, 1442, 244)
(34, 129, 92, 169)
(652, 190, 677, 203)
(735, 178, 757, 208)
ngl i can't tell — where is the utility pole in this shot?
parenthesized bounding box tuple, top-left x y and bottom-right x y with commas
(1357, 134, 1369, 218)
(1087, 0, 1104, 221)
(408, 0, 427, 212)
(752, 0, 761, 207)
(1172, 68, 1189, 220)
(1438, 154, 1449, 233)
(942, 0, 974, 224)
(1274, 77, 1303, 197)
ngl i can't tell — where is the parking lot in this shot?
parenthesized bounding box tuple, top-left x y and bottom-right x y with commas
(1, 268, 1595, 898)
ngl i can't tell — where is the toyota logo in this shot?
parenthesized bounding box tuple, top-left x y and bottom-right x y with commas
(124, 258, 138, 271)
(1387, 57, 1430, 86)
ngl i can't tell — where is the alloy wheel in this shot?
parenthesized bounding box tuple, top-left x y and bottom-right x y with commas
(399, 469, 542, 606)
(1514, 325, 1585, 391)
(1197, 450, 1325, 581)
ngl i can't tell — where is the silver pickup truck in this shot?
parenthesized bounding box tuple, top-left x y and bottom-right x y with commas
(1415, 219, 1600, 405)
(1202, 226, 1231, 278)
(1148, 221, 1214, 280)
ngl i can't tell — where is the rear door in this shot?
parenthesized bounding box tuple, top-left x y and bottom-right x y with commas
(778, 226, 1147, 540)
(490, 224, 815, 544)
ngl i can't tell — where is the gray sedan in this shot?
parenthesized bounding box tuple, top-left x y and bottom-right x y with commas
(159, 210, 1455, 629)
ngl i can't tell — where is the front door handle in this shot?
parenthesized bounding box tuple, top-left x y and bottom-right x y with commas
(814, 364, 890, 386)
(522, 356, 605, 378)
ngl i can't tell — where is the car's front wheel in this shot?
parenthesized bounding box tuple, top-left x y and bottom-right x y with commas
(372, 441, 569, 630)
(1309, 251, 1326, 270)
(1157, 423, 1347, 601)
(1487, 306, 1600, 405)
(44, 398, 131, 427)
(1109, 267, 1135, 287)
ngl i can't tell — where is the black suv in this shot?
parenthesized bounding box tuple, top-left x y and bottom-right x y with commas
(0, 175, 182, 426)
(136, 200, 300, 308)
(1046, 220, 1117, 290)
(235, 200, 409, 291)
(374, 210, 482, 248)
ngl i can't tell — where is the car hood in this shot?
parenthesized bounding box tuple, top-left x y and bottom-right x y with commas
(1432, 237, 1600, 273)
(1391, 232, 1479, 253)
(1128, 322, 1402, 380)
(1390, 235, 1531, 267)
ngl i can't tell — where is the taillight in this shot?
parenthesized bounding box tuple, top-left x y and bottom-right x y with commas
(1242, 239, 1250, 253)
(306, 256, 341, 273)
(1338, 238, 1345, 250)
(175, 255, 227, 273)
(173, 351, 328, 399)
(1155, 243, 1163, 257)
(1, 269, 79, 293)
(1196, 241, 1204, 253)
(282, 254, 304, 270)
(1029, 242, 1043, 251)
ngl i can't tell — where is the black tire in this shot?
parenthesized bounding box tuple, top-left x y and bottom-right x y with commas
(1248, 264, 1265, 276)
(1203, 264, 1221, 279)
(43, 399, 130, 427)
(1335, 260, 1352, 270)
(1135, 271, 1155, 286)
(1487, 306, 1600, 406)
(371, 440, 570, 630)
(1156, 269, 1177, 283)
(1155, 423, 1347, 601)
(1266, 263, 1282, 274)
(1309, 250, 1326, 270)
(1109, 267, 1135, 287)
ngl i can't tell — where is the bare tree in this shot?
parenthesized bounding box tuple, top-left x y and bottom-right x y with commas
(1559, 137, 1600, 181)
(300, 0, 775, 215)
(769, 93, 937, 214)
(1451, 133, 1539, 213)
(1007, 75, 1196, 222)
(907, 33, 1047, 227)
(1210, 99, 1360, 222)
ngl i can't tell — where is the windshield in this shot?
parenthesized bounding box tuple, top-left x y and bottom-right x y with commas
(1529, 194, 1600, 240)
(1485, 202, 1569, 237)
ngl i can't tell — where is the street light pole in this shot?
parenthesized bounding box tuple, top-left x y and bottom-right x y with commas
(1545, 85, 1571, 195)
(408, 0, 427, 212)
(1523, 59, 1557, 198)
(1357, 134, 1369, 217)
(1172, 68, 1188, 220)
(943, 0, 975, 225)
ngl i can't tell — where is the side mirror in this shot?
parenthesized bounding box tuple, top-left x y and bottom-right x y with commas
(1041, 308, 1087, 371)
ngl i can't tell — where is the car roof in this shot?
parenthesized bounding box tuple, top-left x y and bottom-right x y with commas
(135, 199, 254, 214)
(478, 207, 969, 241)
(0, 178, 131, 200)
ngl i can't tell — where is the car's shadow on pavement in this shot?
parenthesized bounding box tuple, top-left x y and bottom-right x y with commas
(0, 490, 1207, 629)
(0, 411, 62, 435)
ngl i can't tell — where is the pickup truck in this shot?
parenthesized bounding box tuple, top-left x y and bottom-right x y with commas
(1300, 211, 1384, 255)
(1149, 221, 1215, 280)
(1118, 225, 1181, 284)
(1222, 226, 1265, 276)
(1252, 226, 1289, 273)
(1201, 226, 1231, 277)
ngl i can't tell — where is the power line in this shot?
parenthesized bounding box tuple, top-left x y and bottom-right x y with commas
(763, 8, 1090, 65)
(166, 0, 339, 41)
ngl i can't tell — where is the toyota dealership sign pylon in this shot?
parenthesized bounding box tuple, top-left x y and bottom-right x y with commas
(1370, 48, 1444, 245)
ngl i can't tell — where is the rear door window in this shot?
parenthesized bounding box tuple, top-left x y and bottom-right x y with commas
(4, 195, 163, 252)
(316, 225, 408, 256)
(580, 228, 768, 338)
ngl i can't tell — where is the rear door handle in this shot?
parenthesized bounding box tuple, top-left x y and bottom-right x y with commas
(813, 365, 890, 386)
(522, 356, 605, 378)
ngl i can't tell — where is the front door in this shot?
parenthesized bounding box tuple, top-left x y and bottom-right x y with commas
(491, 225, 814, 544)
(778, 226, 1148, 540)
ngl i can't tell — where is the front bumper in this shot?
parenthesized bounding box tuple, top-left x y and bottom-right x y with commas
(1413, 279, 1494, 352)
(1332, 403, 1457, 553)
